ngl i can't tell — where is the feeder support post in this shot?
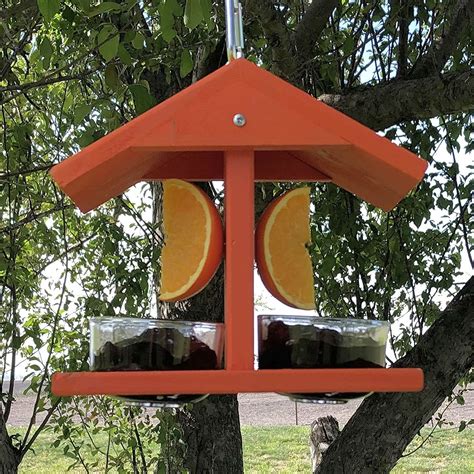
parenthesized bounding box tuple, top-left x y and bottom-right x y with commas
(224, 150, 255, 371)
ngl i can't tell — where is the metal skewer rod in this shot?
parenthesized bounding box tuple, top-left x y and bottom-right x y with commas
(225, 0, 244, 61)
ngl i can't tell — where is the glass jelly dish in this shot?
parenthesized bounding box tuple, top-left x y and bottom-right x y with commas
(258, 315, 389, 404)
(90, 317, 224, 407)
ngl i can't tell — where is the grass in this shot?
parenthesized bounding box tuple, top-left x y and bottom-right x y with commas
(392, 429, 474, 473)
(242, 426, 310, 473)
(9, 426, 474, 473)
(242, 427, 474, 473)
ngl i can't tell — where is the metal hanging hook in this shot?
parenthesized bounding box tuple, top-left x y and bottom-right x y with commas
(225, 0, 244, 61)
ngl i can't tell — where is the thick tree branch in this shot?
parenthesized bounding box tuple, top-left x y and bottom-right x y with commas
(193, 36, 227, 83)
(396, 0, 411, 78)
(317, 276, 474, 473)
(319, 69, 474, 130)
(411, 0, 474, 78)
(244, 0, 297, 79)
(0, 403, 20, 473)
(295, 0, 340, 65)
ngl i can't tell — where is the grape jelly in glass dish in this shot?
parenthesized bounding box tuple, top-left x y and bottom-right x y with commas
(258, 315, 389, 404)
(90, 318, 224, 407)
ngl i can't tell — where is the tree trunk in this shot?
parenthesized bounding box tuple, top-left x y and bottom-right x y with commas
(317, 276, 474, 473)
(0, 404, 20, 474)
(152, 180, 277, 472)
(152, 179, 244, 472)
(169, 268, 244, 473)
(177, 395, 243, 473)
(158, 267, 244, 473)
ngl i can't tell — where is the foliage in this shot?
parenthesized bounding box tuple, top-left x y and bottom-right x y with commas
(0, 0, 472, 471)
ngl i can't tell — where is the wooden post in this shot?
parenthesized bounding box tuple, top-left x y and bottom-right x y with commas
(224, 150, 255, 371)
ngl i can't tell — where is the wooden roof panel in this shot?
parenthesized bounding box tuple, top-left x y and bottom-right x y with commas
(50, 58, 427, 212)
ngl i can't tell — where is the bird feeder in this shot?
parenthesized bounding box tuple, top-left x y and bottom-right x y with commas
(50, 56, 426, 398)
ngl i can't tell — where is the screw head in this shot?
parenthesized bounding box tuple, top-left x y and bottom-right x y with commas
(233, 114, 246, 127)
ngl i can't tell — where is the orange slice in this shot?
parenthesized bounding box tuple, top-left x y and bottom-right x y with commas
(159, 179, 223, 302)
(256, 187, 315, 309)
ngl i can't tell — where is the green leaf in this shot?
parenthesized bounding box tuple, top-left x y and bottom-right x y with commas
(179, 49, 193, 78)
(63, 92, 74, 112)
(87, 1, 121, 17)
(117, 44, 132, 65)
(98, 24, 119, 61)
(74, 0, 90, 11)
(131, 31, 145, 50)
(63, 5, 76, 22)
(342, 36, 355, 56)
(158, 1, 177, 42)
(170, 0, 182, 15)
(37, 0, 60, 23)
(456, 395, 465, 406)
(184, 0, 203, 30)
(105, 64, 120, 90)
(161, 26, 177, 43)
(29, 47, 41, 65)
(77, 130, 95, 147)
(129, 84, 155, 115)
(200, 0, 212, 25)
(39, 37, 54, 70)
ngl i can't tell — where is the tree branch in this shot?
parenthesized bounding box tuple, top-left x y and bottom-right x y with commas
(295, 0, 340, 65)
(396, 0, 411, 78)
(317, 276, 474, 473)
(411, 0, 474, 78)
(193, 36, 227, 83)
(319, 69, 474, 130)
(0, 163, 53, 179)
(0, 404, 20, 472)
(244, 0, 297, 79)
(0, 70, 99, 105)
(0, 203, 74, 234)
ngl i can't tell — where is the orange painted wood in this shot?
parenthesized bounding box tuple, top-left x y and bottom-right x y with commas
(50, 58, 427, 213)
(47, 58, 428, 397)
(141, 151, 331, 182)
(224, 150, 254, 370)
(51, 369, 424, 396)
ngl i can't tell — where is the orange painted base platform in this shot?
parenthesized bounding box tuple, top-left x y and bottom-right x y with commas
(51, 368, 424, 396)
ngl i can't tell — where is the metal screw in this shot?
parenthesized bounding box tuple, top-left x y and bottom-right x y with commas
(233, 114, 246, 127)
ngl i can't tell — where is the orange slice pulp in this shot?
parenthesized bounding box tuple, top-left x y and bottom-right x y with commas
(256, 187, 315, 309)
(159, 179, 223, 302)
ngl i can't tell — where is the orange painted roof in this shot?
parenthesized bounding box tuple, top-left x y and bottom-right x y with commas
(50, 58, 427, 212)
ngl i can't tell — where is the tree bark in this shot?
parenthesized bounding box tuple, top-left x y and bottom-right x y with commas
(317, 276, 474, 473)
(295, 0, 340, 65)
(0, 404, 20, 474)
(152, 179, 244, 473)
(310, 416, 340, 473)
(160, 269, 244, 473)
(177, 395, 243, 473)
(244, 0, 298, 80)
(319, 69, 474, 131)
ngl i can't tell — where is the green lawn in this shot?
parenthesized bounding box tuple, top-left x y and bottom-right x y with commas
(10, 426, 474, 473)
(242, 427, 474, 473)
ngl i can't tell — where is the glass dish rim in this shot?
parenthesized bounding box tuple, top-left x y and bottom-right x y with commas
(89, 317, 224, 331)
(258, 314, 390, 328)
